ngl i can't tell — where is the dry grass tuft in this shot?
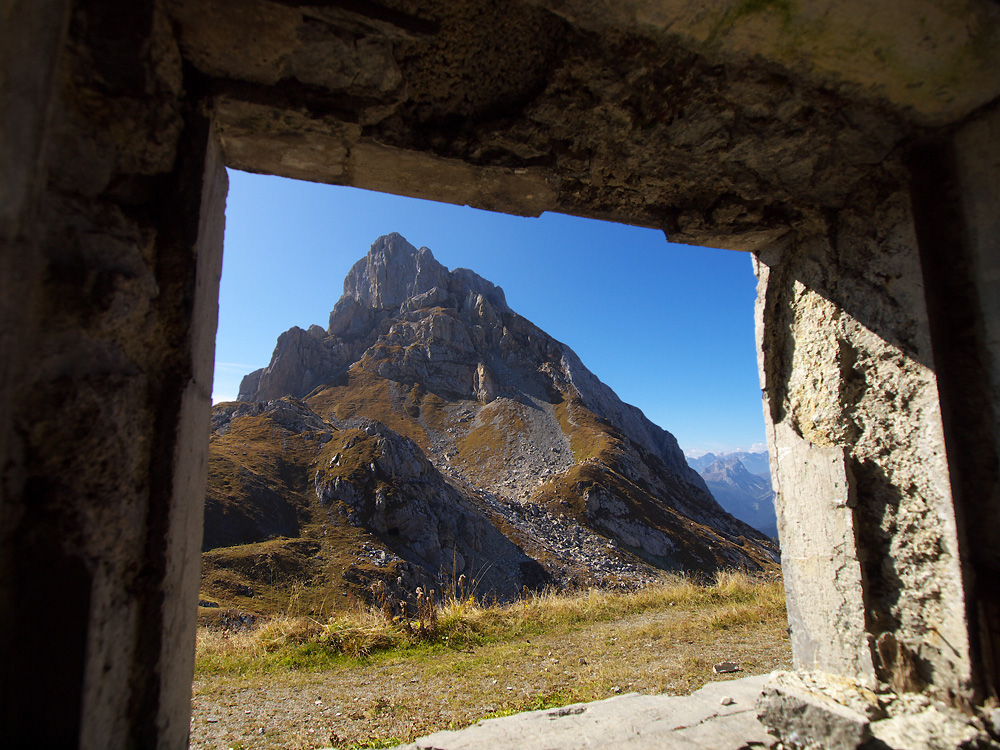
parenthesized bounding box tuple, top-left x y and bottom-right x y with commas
(192, 570, 790, 749)
(195, 570, 784, 676)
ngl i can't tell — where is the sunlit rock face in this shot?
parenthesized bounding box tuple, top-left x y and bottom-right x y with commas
(214, 233, 776, 611)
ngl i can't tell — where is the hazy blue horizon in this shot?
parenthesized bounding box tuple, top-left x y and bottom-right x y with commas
(216, 169, 766, 456)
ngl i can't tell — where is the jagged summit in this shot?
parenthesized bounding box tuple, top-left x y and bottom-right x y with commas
(238, 233, 512, 401)
(338, 233, 446, 313)
(212, 234, 777, 614)
(328, 233, 509, 337)
(705, 455, 758, 483)
(238, 233, 693, 483)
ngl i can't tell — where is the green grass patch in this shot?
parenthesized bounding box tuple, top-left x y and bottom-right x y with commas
(341, 739, 405, 749)
(195, 571, 785, 677)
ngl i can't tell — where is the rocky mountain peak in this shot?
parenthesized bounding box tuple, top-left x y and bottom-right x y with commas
(241, 233, 704, 492)
(703, 455, 753, 481)
(218, 233, 778, 610)
(340, 232, 448, 312)
(697, 454, 777, 539)
(326, 233, 509, 339)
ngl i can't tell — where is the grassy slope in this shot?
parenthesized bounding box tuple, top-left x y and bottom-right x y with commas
(542, 393, 778, 572)
(191, 573, 790, 750)
(202, 368, 775, 618)
(201, 405, 411, 621)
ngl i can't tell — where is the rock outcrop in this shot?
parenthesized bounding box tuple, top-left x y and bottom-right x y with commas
(238, 233, 511, 403)
(312, 415, 545, 600)
(241, 232, 708, 494)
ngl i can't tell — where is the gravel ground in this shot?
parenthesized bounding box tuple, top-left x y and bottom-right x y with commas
(190, 605, 792, 749)
(430, 394, 574, 502)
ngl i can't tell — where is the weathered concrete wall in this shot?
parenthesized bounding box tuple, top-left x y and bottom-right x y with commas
(952, 106, 1000, 696)
(170, 0, 936, 249)
(0, 3, 77, 742)
(755, 178, 974, 700)
(0, 1, 225, 746)
(0, 0, 72, 554)
(955, 110, 1000, 458)
(909, 104, 1000, 703)
(955, 108, 1000, 455)
(525, 0, 1000, 126)
(1, 0, 999, 746)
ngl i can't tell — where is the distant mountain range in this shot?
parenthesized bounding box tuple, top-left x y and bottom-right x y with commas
(687, 451, 770, 477)
(201, 234, 777, 617)
(689, 451, 777, 539)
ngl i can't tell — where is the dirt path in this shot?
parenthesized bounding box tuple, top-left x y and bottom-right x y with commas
(190, 606, 791, 749)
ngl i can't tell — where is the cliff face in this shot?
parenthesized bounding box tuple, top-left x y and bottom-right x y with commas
(206, 234, 777, 613)
(240, 233, 705, 491)
(238, 233, 511, 404)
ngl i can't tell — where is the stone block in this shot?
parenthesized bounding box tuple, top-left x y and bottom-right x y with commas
(870, 706, 999, 750)
(372, 675, 774, 750)
(756, 671, 884, 750)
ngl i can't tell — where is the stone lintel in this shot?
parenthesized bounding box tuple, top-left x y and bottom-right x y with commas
(214, 98, 557, 219)
(528, 0, 1000, 126)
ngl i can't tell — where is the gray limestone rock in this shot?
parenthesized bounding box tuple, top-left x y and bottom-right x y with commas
(250, 234, 516, 402)
(870, 704, 999, 750)
(328, 295, 371, 338)
(583, 486, 677, 559)
(342, 233, 450, 312)
(313, 416, 539, 599)
(237, 367, 263, 402)
(756, 671, 881, 750)
(240, 325, 353, 402)
(381, 675, 775, 750)
(756, 671, 1000, 750)
(450, 267, 510, 314)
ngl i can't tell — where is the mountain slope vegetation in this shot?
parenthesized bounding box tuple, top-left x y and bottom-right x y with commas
(202, 234, 777, 619)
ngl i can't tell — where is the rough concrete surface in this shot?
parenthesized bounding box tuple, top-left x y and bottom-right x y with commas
(758, 671, 1000, 750)
(386, 675, 774, 750)
(753, 186, 973, 697)
(380, 671, 1000, 750)
(757, 671, 883, 750)
(2, 0, 999, 747)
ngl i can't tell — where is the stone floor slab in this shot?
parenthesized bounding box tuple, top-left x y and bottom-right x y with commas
(388, 675, 775, 750)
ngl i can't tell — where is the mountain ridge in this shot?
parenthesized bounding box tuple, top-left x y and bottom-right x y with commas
(687, 450, 770, 477)
(203, 234, 777, 616)
(240, 233, 705, 491)
(694, 451, 777, 539)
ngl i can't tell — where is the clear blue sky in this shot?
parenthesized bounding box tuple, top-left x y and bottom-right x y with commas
(216, 169, 765, 456)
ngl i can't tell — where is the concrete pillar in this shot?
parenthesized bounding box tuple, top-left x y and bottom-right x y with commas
(0, 0, 72, 550)
(0, 1, 225, 746)
(952, 105, 1000, 700)
(754, 179, 975, 702)
(954, 107, 1000, 476)
(910, 103, 1000, 702)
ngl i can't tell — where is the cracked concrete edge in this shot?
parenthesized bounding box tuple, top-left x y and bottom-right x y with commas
(367, 674, 774, 750)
